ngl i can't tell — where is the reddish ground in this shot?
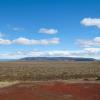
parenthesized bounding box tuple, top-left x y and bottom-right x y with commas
(0, 82, 100, 100)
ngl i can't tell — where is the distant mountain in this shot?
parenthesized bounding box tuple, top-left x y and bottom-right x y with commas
(19, 57, 96, 62)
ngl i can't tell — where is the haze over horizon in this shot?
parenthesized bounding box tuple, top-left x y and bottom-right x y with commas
(0, 0, 100, 59)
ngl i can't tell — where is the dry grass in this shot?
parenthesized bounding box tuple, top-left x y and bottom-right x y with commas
(0, 61, 100, 81)
(0, 81, 19, 88)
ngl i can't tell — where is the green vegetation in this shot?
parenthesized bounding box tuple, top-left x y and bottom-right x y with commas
(0, 61, 100, 81)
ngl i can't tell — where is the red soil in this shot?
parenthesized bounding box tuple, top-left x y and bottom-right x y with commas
(0, 82, 100, 100)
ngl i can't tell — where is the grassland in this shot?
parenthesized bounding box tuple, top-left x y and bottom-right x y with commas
(0, 61, 100, 81)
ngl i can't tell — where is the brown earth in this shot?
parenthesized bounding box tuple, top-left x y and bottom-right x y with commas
(0, 81, 100, 100)
(0, 61, 100, 81)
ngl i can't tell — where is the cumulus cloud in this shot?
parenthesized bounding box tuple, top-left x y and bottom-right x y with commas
(0, 39, 11, 45)
(81, 18, 100, 28)
(39, 28, 58, 34)
(77, 37, 100, 47)
(0, 37, 60, 45)
(13, 37, 32, 45)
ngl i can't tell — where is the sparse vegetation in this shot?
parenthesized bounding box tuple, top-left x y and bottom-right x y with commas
(0, 61, 100, 81)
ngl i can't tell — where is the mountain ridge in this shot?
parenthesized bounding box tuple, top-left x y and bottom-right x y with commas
(19, 57, 96, 61)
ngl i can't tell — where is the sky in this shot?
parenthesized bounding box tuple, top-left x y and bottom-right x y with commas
(0, 0, 100, 59)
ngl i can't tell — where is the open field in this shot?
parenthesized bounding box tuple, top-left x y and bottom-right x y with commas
(0, 61, 100, 100)
(0, 61, 100, 81)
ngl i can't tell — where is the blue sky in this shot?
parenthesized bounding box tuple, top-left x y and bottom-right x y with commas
(0, 0, 100, 59)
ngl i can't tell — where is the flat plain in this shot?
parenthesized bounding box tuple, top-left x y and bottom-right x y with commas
(0, 61, 100, 81)
(0, 61, 100, 100)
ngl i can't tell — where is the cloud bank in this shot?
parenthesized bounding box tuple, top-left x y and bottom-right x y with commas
(1, 48, 100, 59)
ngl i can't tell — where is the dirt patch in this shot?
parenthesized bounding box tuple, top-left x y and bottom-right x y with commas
(0, 81, 100, 100)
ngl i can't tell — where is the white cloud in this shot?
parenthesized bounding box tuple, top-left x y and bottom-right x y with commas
(0, 37, 60, 45)
(0, 39, 11, 45)
(81, 18, 100, 28)
(84, 47, 100, 54)
(94, 37, 100, 42)
(77, 37, 100, 47)
(83, 47, 100, 59)
(13, 37, 31, 45)
(39, 28, 58, 34)
(13, 37, 60, 45)
(77, 39, 94, 47)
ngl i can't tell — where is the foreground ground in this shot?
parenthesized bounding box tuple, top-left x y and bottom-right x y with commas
(0, 81, 100, 100)
(0, 61, 100, 100)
